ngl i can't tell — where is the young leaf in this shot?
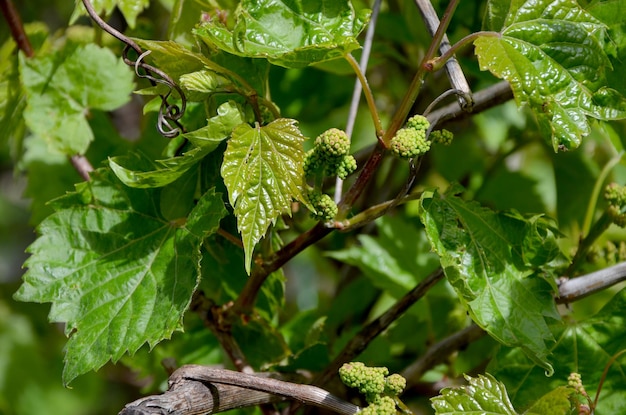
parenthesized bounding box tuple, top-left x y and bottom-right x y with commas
(419, 185, 560, 374)
(193, 0, 370, 68)
(14, 169, 227, 384)
(109, 101, 244, 188)
(221, 118, 307, 273)
(19, 43, 134, 155)
(475, 0, 626, 150)
(431, 373, 519, 414)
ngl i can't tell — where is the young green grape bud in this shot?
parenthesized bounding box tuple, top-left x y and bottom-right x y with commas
(568, 372, 588, 397)
(335, 154, 357, 180)
(406, 114, 430, 132)
(390, 128, 430, 159)
(315, 128, 351, 157)
(306, 189, 337, 221)
(604, 183, 626, 227)
(303, 148, 323, 177)
(384, 373, 406, 396)
(339, 362, 388, 397)
(361, 396, 396, 415)
(429, 128, 454, 145)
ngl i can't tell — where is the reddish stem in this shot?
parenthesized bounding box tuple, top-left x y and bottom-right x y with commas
(0, 0, 34, 57)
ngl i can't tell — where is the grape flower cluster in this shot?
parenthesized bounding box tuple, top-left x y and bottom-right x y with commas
(604, 183, 626, 227)
(304, 128, 357, 180)
(339, 362, 406, 414)
(390, 114, 455, 160)
(306, 188, 338, 222)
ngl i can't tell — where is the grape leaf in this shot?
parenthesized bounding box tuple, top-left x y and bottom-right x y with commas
(475, 0, 626, 150)
(19, 43, 134, 155)
(70, 0, 149, 28)
(221, 118, 307, 273)
(489, 287, 626, 413)
(419, 185, 560, 374)
(193, 0, 370, 68)
(431, 373, 519, 414)
(14, 169, 227, 384)
(109, 101, 244, 188)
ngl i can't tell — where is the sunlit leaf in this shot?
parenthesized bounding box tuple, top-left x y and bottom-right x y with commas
(14, 169, 227, 384)
(194, 0, 370, 68)
(20, 44, 134, 155)
(221, 118, 307, 273)
(419, 185, 560, 373)
(475, 0, 626, 150)
(431, 373, 519, 414)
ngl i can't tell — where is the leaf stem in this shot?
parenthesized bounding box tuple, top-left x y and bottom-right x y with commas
(334, 191, 423, 231)
(344, 53, 383, 140)
(383, 0, 460, 146)
(424, 31, 499, 72)
(593, 349, 626, 410)
(582, 151, 624, 236)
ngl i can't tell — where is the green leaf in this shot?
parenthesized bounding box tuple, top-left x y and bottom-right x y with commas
(489, 287, 626, 413)
(109, 101, 244, 188)
(14, 169, 227, 384)
(193, 0, 370, 68)
(221, 118, 307, 273)
(70, 0, 149, 28)
(431, 373, 519, 414)
(523, 386, 574, 415)
(475, 0, 626, 150)
(20, 43, 134, 155)
(419, 185, 560, 373)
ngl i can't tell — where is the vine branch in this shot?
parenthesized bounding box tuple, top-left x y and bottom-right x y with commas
(414, 0, 473, 110)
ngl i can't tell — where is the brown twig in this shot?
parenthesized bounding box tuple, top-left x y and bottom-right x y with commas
(313, 268, 445, 388)
(0, 0, 33, 57)
(402, 324, 486, 384)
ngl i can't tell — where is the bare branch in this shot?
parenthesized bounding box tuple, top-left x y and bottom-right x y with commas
(557, 261, 626, 304)
(414, 0, 473, 110)
(427, 81, 513, 128)
(119, 366, 360, 415)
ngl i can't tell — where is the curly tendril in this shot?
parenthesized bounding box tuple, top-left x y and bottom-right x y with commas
(81, 0, 187, 138)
